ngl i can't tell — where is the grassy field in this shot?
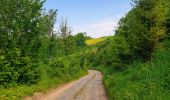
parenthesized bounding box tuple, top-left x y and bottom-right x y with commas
(85, 37, 107, 46)
(97, 48, 170, 100)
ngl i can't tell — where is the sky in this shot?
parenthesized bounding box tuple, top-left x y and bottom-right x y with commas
(43, 0, 132, 38)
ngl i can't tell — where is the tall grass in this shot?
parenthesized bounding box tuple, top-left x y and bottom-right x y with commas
(99, 48, 170, 100)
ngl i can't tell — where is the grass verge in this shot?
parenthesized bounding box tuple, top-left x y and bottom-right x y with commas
(0, 70, 87, 100)
(97, 48, 170, 100)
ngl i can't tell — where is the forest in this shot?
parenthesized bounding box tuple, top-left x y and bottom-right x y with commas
(0, 0, 170, 99)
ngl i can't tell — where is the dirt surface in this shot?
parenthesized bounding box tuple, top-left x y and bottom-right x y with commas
(24, 70, 108, 100)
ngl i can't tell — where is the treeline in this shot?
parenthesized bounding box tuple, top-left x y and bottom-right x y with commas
(87, 0, 170, 99)
(88, 0, 170, 69)
(0, 0, 87, 88)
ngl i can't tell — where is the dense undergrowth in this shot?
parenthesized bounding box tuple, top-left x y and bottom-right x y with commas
(0, 70, 87, 100)
(0, 52, 88, 99)
(1, 0, 170, 100)
(86, 0, 170, 99)
(0, 0, 88, 99)
(97, 47, 170, 100)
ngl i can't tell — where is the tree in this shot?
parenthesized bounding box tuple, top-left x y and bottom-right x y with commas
(58, 19, 73, 55)
(74, 33, 86, 47)
(0, 0, 58, 86)
(115, 0, 168, 61)
(97, 36, 130, 70)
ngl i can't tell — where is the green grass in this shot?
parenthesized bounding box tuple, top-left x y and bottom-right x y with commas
(85, 37, 107, 46)
(0, 70, 87, 100)
(98, 48, 170, 100)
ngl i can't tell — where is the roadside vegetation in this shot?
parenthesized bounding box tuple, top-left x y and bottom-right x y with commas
(87, 0, 170, 99)
(1, 0, 170, 100)
(97, 46, 170, 99)
(0, 0, 87, 99)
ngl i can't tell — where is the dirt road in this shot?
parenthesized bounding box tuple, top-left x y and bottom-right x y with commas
(24, 70, 108, 100)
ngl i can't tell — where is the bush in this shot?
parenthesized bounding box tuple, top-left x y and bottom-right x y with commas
(101, 48, 170, 100)
(89, 36, 131, 70)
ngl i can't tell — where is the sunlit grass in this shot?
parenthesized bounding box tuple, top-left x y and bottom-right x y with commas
(85, 37, 107, 46)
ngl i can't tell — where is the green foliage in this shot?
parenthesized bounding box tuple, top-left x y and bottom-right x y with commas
(0, 1, 88, 99)
(74, 33, 87, 47)
(86, 36, 130, 70)
(100, 48, 170, 100)
(88, 0, 170, 70)
(88, 0, 170, 99)
(0, 69, 87, 100)
(0, 0, 49, 86)
(98, 36, 130, 70)
(0, 48, 87, 99)
(1, 0, 170, 99)
(115, 0, 169, 60)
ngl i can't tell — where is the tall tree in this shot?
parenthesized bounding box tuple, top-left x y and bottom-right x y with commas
(116, 0, 168, 61)
(58, 19, 72, 55)
(0, 0, 58, 86)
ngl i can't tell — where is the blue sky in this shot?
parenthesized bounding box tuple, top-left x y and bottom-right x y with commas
(44, 0, 132, 38)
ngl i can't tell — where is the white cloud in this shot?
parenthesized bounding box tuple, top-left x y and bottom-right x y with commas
(72, 15, 123, 38)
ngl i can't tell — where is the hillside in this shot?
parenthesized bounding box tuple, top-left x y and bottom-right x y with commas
(85, 37, 107, 46)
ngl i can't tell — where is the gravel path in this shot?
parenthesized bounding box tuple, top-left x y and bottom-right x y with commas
(24, 70, 108, 100)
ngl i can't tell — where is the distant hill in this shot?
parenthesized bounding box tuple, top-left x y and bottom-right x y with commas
(85, 37, 107, 46)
